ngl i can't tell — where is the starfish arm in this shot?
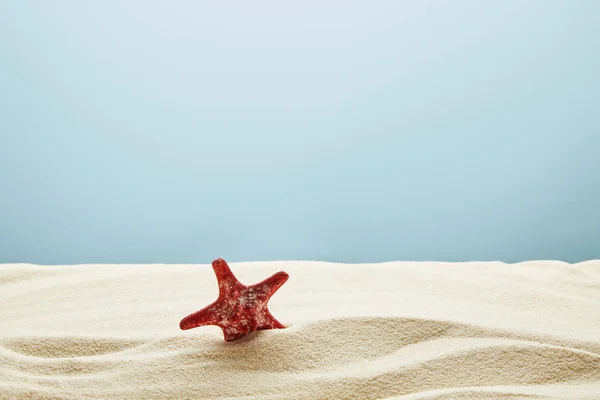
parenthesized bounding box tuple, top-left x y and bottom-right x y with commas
(256, 308, 286, 330)
(179, 302, 221, 330)
(212, 258, 243, 296)
(222, 326, 249, 342)
(251, 271, 289, 302)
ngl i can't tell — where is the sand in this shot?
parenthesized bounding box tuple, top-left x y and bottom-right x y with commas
(1, 260, 600, 400)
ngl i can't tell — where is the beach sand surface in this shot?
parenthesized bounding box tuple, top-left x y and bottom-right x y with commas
(1, 260, 599, 399)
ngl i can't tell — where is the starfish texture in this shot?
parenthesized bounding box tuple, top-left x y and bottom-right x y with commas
(180, 258, 289, 341)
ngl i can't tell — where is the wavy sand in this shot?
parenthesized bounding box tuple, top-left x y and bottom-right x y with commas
(1, 260, 599, 399)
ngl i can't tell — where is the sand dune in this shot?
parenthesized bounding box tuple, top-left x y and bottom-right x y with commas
(1, 261, 599, 399)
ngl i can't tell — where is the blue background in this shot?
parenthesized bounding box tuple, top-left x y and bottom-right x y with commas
(1, 1, 599, 264)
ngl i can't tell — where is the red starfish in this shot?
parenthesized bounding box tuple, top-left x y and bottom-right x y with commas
(179, 258, 289, 341)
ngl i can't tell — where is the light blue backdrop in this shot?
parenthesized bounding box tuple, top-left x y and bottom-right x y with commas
(1, 1, 598, 264)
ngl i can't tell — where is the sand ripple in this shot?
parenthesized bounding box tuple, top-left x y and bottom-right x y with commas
(2, 261, 599, 399)
(1, 317, 600, 399)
